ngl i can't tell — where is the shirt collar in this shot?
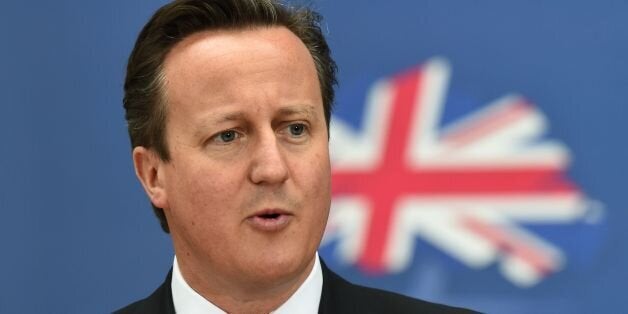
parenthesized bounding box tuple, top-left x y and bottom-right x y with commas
(171, 253, 323, 314)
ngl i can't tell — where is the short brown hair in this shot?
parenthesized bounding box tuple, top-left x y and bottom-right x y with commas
(123, 0, 337, 233)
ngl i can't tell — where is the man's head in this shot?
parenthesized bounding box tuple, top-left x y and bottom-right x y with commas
(124, 0, 336, 295)
(124, 0, 336, 233)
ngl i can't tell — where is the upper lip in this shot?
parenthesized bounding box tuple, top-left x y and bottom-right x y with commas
(248, 208, 292, 218)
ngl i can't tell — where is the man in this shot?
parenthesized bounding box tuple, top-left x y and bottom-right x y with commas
(117, 0, 475, 313)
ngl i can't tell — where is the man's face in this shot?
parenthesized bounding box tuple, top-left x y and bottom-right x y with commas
(156, 27, 330, 287)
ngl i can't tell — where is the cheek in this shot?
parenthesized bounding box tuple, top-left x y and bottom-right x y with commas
(166, 161, 243, 230)
(313, 144, 331, 183)
(300, 152, 331, 251)
(300, 147, 331, 212)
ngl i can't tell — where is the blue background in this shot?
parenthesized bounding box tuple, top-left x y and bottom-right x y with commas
(1, 0, 626, 313)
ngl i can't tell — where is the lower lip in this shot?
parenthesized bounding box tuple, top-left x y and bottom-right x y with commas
(246, 214, 293, 232)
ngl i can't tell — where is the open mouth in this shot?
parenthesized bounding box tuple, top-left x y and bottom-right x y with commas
(247, 209, 292, 231)
(258, 213, 282, 219)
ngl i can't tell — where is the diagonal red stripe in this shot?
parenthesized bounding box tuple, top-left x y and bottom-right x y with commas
(461, 216, 556, 275)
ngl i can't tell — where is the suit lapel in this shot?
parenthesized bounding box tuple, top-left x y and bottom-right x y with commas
(318, 259, 357, 314)
(142, 269, 176, 314)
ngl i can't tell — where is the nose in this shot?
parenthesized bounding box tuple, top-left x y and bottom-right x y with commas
(248, 133, 289, 185)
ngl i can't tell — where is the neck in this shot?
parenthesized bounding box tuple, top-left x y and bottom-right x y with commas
(176, 253, 316, 313)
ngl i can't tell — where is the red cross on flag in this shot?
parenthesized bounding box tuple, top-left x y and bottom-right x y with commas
(323, 58, 589, 287)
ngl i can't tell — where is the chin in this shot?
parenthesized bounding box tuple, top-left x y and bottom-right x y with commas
(242, 248, 313, 283)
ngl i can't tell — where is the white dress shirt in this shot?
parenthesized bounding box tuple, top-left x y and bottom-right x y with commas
(171, 253, 323, 314)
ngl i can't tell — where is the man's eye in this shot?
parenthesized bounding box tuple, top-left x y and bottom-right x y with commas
(215, 130, 238, 143)
(288, 123, 306, 136)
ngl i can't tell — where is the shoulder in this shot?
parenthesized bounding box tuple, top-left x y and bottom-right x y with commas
(319, 261, 478, 314)
(113, 271, 175, 314)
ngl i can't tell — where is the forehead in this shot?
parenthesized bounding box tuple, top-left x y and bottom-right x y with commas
(167, 25, 311, 58)
(160, 26, 321, 121)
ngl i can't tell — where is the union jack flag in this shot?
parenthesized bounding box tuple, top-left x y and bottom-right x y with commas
(322, 58, 592, 287)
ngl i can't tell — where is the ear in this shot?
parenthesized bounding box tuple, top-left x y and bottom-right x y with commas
(132, 146, 169, 209)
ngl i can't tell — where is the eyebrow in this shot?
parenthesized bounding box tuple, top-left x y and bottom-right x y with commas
(277, 105, 318, 119)
(192, 111, 246, 139)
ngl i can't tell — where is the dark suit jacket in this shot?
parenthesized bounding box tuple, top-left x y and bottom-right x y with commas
(115, 260, 476, 314)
